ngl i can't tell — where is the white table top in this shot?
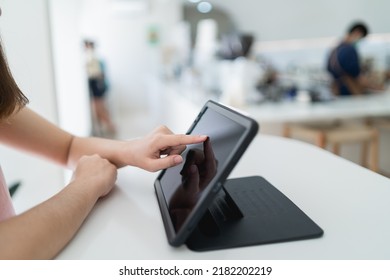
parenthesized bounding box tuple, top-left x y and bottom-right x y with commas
(244, 92, 390, 123)
(57, 135, 390, 260)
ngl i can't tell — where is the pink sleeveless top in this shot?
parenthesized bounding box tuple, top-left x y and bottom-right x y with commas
(0, 166, 16, 221)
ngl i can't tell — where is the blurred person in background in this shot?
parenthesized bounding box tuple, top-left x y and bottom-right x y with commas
(84, 40, 116, 136)
(219, 33, 265, 106)
(326, 21, 383, 96)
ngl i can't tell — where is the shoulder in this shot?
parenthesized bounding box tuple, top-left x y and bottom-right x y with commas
(337, 43, 357, 56)
(337, 43, 358, 63)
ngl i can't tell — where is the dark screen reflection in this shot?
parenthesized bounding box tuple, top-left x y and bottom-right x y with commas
(160, 107, 246, 232)
(168, 138, 217, 231)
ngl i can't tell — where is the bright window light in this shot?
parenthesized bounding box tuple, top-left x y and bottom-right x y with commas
(197, 1, 212, 13)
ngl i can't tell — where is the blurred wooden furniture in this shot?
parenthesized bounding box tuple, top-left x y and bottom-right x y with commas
(283, 121, 379, 172)
(244, 93, 390, 173)
(368, 117, 390, 130)
(367, 117, 390, 175)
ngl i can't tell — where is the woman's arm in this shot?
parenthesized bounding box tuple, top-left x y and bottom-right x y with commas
(0, 107, 73, 166)
(0, 107, 206, 259)
(0, 154, 117, 259)
(0, 107, 207, 171)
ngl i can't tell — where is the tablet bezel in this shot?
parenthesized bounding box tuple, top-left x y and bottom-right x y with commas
(154, 100, 259, 247)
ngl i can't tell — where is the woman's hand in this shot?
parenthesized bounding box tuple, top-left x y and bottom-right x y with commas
(70, 154, 117, 199)
(125, 125, 207, 172)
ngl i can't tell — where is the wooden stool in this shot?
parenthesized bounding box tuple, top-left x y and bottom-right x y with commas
(283, 122, 379, 172)
(366, 117, 390, 176)
(367, 117, 390, 130)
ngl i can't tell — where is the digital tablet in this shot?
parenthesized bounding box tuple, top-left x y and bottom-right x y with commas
(154, 100, 259, 246)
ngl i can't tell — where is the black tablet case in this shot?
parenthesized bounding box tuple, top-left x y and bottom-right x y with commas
(154, 100, 259, 247)
(186, 176, 324, 251)
(154, 100, 323, 251)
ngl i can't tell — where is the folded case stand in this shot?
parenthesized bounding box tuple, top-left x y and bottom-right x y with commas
(186, 176, 324, 251)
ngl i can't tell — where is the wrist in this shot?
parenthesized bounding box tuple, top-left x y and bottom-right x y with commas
(66, 179, 100, 205)
(113, 140, 134, 168)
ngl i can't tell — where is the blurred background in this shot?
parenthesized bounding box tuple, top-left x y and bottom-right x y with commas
(1, 0, 390, 211)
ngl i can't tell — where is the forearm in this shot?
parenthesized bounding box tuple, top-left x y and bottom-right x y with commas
(67, 136, 128, 169)
(0, 107, 127, 169)
(0, 180, 99, 259)
(0, 107, 73, 166)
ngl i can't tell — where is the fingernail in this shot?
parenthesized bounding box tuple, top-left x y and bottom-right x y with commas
(174, 156, 183, 164)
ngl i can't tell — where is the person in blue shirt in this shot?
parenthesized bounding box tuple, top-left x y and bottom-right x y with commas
(327, 22, 369, 96)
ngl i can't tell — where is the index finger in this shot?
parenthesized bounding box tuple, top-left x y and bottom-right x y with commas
(159, 134, 207, 148)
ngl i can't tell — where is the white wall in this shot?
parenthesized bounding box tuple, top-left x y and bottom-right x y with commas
(0, 0, 57, 120)
(49, 0, 92, 136)
(209, 0, 390, 41)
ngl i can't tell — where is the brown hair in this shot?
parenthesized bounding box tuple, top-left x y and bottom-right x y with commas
(0, 38, 29, 120)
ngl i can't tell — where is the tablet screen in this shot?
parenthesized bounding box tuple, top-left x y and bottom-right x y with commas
(155, 100, 258, 246)
(159, 107, 247, 232)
